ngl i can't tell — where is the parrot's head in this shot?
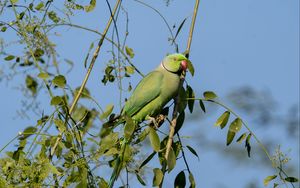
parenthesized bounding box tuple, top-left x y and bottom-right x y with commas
(161, 53, 191, 75)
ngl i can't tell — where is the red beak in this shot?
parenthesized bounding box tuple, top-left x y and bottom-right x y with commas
(181, 60, 188, 71)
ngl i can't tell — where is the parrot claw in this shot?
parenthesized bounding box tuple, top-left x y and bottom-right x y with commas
(146, 115, 159, 129)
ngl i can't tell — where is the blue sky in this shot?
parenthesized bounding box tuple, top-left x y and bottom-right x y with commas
(0, 0, 299, 187)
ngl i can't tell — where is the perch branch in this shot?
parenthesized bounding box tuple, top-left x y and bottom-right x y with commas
(164, 0, 200, 160)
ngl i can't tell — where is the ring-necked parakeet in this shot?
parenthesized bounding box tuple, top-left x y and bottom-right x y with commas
(108, 53, 190, 188)
(122, 53, 189, 122)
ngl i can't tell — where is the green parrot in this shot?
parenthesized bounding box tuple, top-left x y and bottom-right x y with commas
(122, 53, 189, 122)
(108, 53, 190, 188)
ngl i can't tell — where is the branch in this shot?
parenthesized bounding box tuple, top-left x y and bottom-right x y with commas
(161, 1, 200, 186)
(50, 0, 122, 157)
(164, 0, 200, 161)
(185, 0, 200, 58)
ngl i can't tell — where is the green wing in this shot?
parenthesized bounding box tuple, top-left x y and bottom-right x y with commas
(122, 71, 163, 117)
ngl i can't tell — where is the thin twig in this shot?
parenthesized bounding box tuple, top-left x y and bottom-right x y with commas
(134, 0, 175, 42)
(176, 132, 191, 173)
(185, 0, 200, 58)
(50, 0, 122, 157)
(46, 23, 144, 77)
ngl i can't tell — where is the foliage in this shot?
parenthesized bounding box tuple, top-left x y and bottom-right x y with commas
(0, 0, 298, 188)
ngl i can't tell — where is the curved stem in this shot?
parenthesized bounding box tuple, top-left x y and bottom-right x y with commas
(187, 97, 273, 163)
(0, 135, 19, 153)
(205, 99, 273, 162)
(133, 0, 175, 43)
(46, 23, 144, 77)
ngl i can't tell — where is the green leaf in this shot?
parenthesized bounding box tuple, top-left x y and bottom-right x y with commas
(149, 127, 160, 152)
(229, 118, 242, 133)
(52, 75, 66, 88)
(273, 183, 279, 188)
(48, 11, 60, 23)
(226, 131, 235, 146)
(19, 126, 37, 140)
(125, 46, 135, 58)
(104, 147, 118, 156)
(10, 0, 18, 4)
(186, 145, 199, 160)
(105, 66, 114, 74)
(18, 12, 25, 20)
(125, 66, 135, 75)
(1, 26, 7, 32)
(173, 141, 182, 157)
(226, 118, 242, 146)
(33, 48, 44, 58)
(139, 152, 156, 169)
(99, 132, 118, 154)
(174, 171, 186, 188)
(124, 116, 135, 140)
(35, 2, 44, 10)
(186, 85, 195, 113)
(285, 177, 298, 182)
(37, 72, 49, 79)
(4, 55, 15, 61)
(25, 75, 38, 95)
(264, 175, 277, 186)
(136, 173, 146, 186)
(153, 168, 163, 187)
(203, 91, 217, 100)
(178, 86, 187, 113)
(167, 147, 176, 172)
(189, 172, 196, 188)
(85, 0, 96, 12)
(100, 104, 114, 120)
(50, 96, 63, 106)
(214, 111, 230, 129)
(175, 112, 185, 134)
(74, 87, 91, 99)
(236, 132, 247, 143)
(49, 164, 60, 175)
(12, 148, 23, 161)
(199, 99, 206, 113)
(174, 18, 187, 40)
(89, 42, 94, 50)
(54, 118, 66, 132)
(246, 133, 252, 157)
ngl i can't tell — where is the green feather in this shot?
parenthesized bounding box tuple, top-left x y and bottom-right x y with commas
(122, 71, 162, 119)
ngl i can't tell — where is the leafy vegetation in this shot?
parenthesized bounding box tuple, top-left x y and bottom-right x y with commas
(0, 0, 298, 188)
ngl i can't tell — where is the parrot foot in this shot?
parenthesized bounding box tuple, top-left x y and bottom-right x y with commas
(146, 115, 166, 129)
(146, 115, 159, 129)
